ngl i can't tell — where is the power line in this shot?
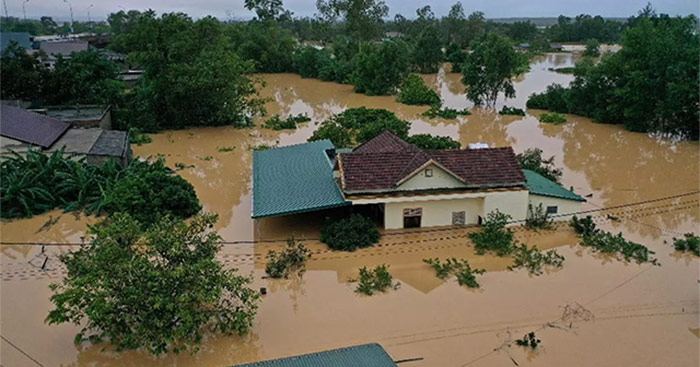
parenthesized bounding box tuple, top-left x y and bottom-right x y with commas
(1, 336, 45, 367)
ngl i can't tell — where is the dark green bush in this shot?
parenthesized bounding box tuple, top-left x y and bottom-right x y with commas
(406, 134, 460, 150)
(265, 237, 312, 279)
(499, 106, 526, 116)
(525, 203, 554, 230)
(526, 84, 571, 112)
(422, 105, 471, 119)
(570, 215, 658, 264)
(672, 233, 699, 256)
(516, 332, 541, 349)
(508, 244, 565, 276)
(396, 74, 440, 106)
(539, 112, 567, 124)
(320, 214, 380, 251)
(468, 210, 515, 256)
(128, 128, 153, 145)
(517, 148, 563, 183)
(263, 113, 311, 130)
(570, 215, 598, 237)
(309, 107, 410, 148)
(353, 264, 400, 295)
(423, 258, 486, 288)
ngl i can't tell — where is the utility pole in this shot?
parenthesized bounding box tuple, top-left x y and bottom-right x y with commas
(2, 0, 8, 19)
(22, 0, 30, 22)
(62, 0, 74, 33)
(87, 4, 93, 23)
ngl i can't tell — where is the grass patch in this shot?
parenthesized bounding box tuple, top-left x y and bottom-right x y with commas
(508, 244, 565, 276)
(423, 258, 486, 288)
(422, 105, 471, 119)
(570, 215, 658, 265)
(499, 106, 526, 116)
(352, 265, 400, 295)
(263, 113, 311, 130)
(539, 112, 567, 124)
(265, 237, 312, 279)
(671, 233, 699, 256)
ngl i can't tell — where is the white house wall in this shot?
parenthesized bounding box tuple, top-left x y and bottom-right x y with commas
(396, 163, 466, 191)
(528, 194, 583, 221)
(483, 189, 530, 224)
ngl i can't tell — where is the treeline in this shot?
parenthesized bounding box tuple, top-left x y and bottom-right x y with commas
(0, 16, 109, 35)
(527, 13, 699, 140)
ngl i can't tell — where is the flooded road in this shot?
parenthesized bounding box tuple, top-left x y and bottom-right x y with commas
(1, 53, 698, 367)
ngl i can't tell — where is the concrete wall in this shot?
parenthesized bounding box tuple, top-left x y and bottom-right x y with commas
(384, 197, 484, 229)
(397, 163, 465, 191)
(528, 194, 583, 222)
(483, 189, 530, 224)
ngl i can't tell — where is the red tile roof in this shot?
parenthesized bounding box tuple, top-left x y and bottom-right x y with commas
(339, 131, 525, 193)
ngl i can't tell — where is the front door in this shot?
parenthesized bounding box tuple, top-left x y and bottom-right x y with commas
(403, 208, 422, 228)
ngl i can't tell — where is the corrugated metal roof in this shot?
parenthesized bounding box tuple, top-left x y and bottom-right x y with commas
(523, 169, 586, 202)
(252, 140, 349, 218)
(1, 32, 32, 51)
(89, 130, 128, 157)
(0, 104, 70, 148)
(231, 343, 397, 367)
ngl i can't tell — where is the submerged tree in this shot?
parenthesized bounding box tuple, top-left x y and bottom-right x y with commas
(46, 213, 259, 355)
(316, 0, 388, 43)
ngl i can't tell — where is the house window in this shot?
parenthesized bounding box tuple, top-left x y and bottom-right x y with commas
(424, 168, 433, 177)
(546, 206, 558, 214)
(452, 211, 466, 225)
(403, 208, 422, 228)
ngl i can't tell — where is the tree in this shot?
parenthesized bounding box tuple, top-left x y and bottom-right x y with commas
(397, 73, 440, 105)
(245, 0, 284, 20)
(351, 39, 410, 95)
(583, 38, 600, 57)
(464, 11, 486, 47)
(229, 21, 296, 73)
(46, 213, 259, 355)
(44, 50, 124, 105)
(445, 2, 466, 44)
(0, 41, 46, 101)
(316, 0, 388, 43)
(309, 107, 410, 147)
(406, 134, 460, 150)
(40, 16, 58, 33)
(516, 148, 563, 183)
(506, 21, 538, 42)
(412, 25, 442, 73)
(445, 42, 466, 73)
(461, 33, 523, 106)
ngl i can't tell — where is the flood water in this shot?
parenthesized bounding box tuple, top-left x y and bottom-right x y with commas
(1, 53, 699, 367)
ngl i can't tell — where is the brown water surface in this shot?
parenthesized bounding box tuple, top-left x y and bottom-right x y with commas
(2, 53, 698, 367)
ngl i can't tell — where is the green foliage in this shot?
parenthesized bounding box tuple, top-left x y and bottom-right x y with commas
(320, 214, 380, 251)
(423, 258, 486, 288)
(217, 146, 236, 152)
(499, 106, 526, 116)
(549, 67, 576, 74)
(263, 113, 311, 130)
(445, 42, 467, 73)
(228, 20, 296, 73)
(516, 148, 563, 183)
(539, 112, 567, 124)
(316, 0, 389, 43)
(411, 25, 443, 73)
(406, 134, 460, 150)
(265, 237, 312, 278)
(309, 107, 410, 148)
(397, 74, 440, 106)
(128, 128, 152, 145)
(46, 213, 259, 355)
(583, 38, 601, 57)
(353, 264, 399, 295)
(351, 40, 411, 95)
(292, 46, 331, 78)
(526, 84, 571, 112)
(508, 244, 565, 275)
(44, 50, 124, 105)
(422, 105, 471, 119)
(468, 210, 515, 256)
(0, 41, 46, 101)
(461, 33, 525, 106)
(516, 332, 541, 349)
(569, 216, 658, 264)
(570, 215, 598, 237)
(547, 14, 622, 43)
(525, 203, 554, 230)
(251, 144, 275, 151)
(672, 233, 700, 256)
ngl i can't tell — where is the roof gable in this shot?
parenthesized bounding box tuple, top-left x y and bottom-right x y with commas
(0, 105, 70, 148)
(353, 130, 419, 154)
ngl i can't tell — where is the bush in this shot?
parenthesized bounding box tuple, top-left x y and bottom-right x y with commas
(309, 107, 410, 148)
(128, 128, 152, 145)
(263, 113, 311, 130)
(320, 214, 380, 251)
(423, 258, 486, 288)
(396, 74, 440, 106)
(539, 112, 567, 124)
(499, 106, 526, 116)
(570, 216, 658, 264)
(292, 46, 328, 78)
(516, 332, 541, 349)
(526, 84, 571, 112)
(583, 38, 601, 57)
(406, 134, 460, 150)
(353, 264, 400, 295)
(422, 105, 471, 119)
(351, 40, 410, 96)
(265, 237, 312, 279)
(468, 210, 515, 256)
(570, 215, 598, 237)
(508, 244, 565, 275)
(525, 203, 554, 230)
(517, 148, 563, 183)
(672, 233, 699, 256)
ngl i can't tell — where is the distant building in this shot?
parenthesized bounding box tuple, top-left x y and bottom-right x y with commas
(32, 40, 89, 68)
(549, 43, 564, 51)
(118, 69, 145, 86)
(0, 32, 32, 52)
(0, 104, 131, 166)
(231, 343, 398, 367)
(33, 105, 113, 130)
(252, 130, 585, 229)
(384, 31, 404, 39)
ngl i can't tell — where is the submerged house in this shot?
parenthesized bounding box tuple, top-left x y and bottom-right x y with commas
(231, 343, 398, 367)
(252, 130, 584, 229)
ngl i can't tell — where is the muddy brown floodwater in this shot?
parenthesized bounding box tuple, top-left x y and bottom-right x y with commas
(2, 53, 699, 367)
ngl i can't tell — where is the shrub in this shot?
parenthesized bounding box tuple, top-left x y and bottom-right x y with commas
(309, 107, 410, 148)
(353, 264, 400, 295)
(217, 146, 235, 152)
(351, 40, 411, 96)
(570, 216, 658, 264)
(397, 73, 440, 106)
(499, 106, 526, 116)
(548, 67, 575, 74)
(292, 46, 329, 78)
(406, 134, 460, 150)
(508, 244, 565, 275)
(672, 233, 699, 256)
(424, 258, 486, 288)
(263, 113, 311, 130)
(422, 105, 471, 119)
(320, 214, 380, 251)
(516, 148, 563, 183)
(516, 332, 541, 349)
(469, 210, 515, 256)
(570, 215, 598, 237)
(128, 128, 152, 145)
(265, 237, 312, 279)
(539, 112, 567, 124)
(526, 83, 571, 112)
(525, 203, 554, 230)
(583, 38, 601, 57)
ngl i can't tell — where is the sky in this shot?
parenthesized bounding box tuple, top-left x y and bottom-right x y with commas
(5, 0, 699, 23)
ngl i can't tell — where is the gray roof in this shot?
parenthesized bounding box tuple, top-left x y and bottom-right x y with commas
(231, 344, 397, 367)
(0, 104, 70, 148)
(1, 32, 32, 51)
(89, 130, 128, 156)
(47, 128, 103, 154)
(39, 41, 88, 56)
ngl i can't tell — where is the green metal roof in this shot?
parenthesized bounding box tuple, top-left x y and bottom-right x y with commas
(523, 169, 586, 202)
(252, 140, 349, 218)
(231, 343, 397, 367)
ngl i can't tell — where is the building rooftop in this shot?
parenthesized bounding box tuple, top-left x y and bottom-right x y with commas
(252, 140, 349, 218)
(523, 169, 586, 202)
(1, 32, 32, 51)
(39, 40, 88, 56)
(89, 130, 129, 157)
(231, 343, 397, 367)
(0, 104, 70, 148)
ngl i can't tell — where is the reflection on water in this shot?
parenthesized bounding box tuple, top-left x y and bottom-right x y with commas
(1, 53, 698, 367)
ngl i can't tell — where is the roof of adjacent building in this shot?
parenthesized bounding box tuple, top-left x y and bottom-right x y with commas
(231, 343, 397, 367)
(252, 140, 349, 218)
(339, 131, 525, 193)
(89, 130, 129, 156)
(1, 32, 32, 51)
(523, 169, 586, 202)
(39, 40, 88, 56)
(0, 104, 70, 148)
